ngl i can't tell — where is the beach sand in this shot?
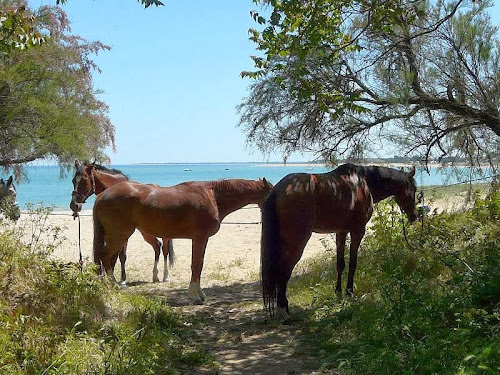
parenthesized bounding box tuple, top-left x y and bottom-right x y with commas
(19, 205, 333, 290)
(16, 195, 464, 292)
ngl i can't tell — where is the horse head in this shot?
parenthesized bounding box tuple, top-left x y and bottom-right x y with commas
(257, 177, 274, 208)
(70, 159, 96, 213)
(394, 166, 418, 223)
(0, 176, 21, 221)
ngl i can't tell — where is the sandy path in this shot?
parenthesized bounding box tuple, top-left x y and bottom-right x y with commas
(16, 204, 335, 374)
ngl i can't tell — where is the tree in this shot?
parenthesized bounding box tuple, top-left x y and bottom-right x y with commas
(239, 0, 500, 169)
(56, 0, 165, 8)
(0, 1, 114, 177)
(0, 4, 44, 55)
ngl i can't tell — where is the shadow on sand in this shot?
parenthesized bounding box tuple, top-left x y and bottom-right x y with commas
(126, 280, 333, 375)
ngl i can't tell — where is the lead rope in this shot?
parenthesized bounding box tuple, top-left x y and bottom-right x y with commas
(74, 212, 83, 270)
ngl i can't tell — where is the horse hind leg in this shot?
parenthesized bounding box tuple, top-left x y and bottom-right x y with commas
(346, 228, 366, 296)
(162, 238, 174, 282)
(335, 232, 348, 296)
(276, 230, 311, 320)
(118, 244, 127, 286)
(139, 231, 162, 282)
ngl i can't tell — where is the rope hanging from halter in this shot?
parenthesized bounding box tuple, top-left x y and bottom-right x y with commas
(77, 214, 83, 269)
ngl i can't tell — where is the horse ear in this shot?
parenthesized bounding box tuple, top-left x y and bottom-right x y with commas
(408, 166, 416, 177)
(75, 160, 81, 169)
(262, 177, 272, 189)
(7, 176, 13, 185)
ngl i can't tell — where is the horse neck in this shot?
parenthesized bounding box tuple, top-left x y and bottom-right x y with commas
(364, 167, 406, 203)
(212, 180, 264, 219)
(93, 170, 128, 194)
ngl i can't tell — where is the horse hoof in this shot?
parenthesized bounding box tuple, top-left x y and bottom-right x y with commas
(120, 282, 128, 289)
(276, 307, 290, 323)
(153, 278, 160, 283)
(162, 277, 170, 283)
(192, 297, 204, 305)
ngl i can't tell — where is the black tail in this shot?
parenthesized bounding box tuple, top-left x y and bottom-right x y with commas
(93, 207, 105, 271)
(261, 190, 281, 317)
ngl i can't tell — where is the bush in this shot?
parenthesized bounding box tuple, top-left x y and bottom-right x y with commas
(291, 190, 500, 374)
(0, 205, 212, 374)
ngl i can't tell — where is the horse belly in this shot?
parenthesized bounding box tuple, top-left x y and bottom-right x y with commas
(134, 205, 220, 239)
(312, 199, 369, 233)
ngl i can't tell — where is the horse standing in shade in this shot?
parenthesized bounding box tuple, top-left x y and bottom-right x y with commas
(0, 176, 21, 221)
(93, 178, 273, 303)
(261, 164, 417, 319)
(70, 160, 174, 284)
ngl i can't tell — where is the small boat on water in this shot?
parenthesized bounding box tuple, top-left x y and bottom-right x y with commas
(184, 168, 192, 171)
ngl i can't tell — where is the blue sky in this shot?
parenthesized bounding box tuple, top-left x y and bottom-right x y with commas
(29, 1, 500, 164)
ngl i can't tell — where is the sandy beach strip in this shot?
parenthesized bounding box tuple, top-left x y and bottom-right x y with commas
(17, 204, 332, 290)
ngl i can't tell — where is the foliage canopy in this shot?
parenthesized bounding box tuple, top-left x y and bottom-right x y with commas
(0, 1, 115, 177)
(239, 0, 500, 168)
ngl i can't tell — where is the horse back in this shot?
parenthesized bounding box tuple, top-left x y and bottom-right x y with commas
(273, 172, 373, 233)
(94, 181, 220, 238)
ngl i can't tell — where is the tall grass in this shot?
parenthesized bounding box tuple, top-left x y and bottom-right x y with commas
(289, 189, 500, 374)
(0, 205, 212, 374)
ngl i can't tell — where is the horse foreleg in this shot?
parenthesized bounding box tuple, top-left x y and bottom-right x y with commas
(162, 238, 173, 282)
(118, 244, 127, 285)
(108, 245, 127, 284)
(100, 254, 117, 283)
(103, 233, 133, 284)
(346, 229, 365, 295)
(335, 232, 348, 295)
(140, 231, 162, 283)
(189, 236, 209, 304)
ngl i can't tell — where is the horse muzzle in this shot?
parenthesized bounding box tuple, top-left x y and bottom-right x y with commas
(70, 200, 82, 213)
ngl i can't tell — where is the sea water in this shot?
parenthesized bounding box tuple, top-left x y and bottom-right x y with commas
(12, 163, 493, 210)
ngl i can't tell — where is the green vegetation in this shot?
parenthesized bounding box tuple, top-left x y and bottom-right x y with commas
(288, 188, 500, 374)
(0, 207, 212, 374)
(0, 1, 115, 177)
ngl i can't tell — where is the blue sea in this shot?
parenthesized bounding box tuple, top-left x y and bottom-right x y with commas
(13, 163, 493, 210)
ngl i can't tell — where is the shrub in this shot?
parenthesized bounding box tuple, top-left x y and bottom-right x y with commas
(291, 190, 500, 374)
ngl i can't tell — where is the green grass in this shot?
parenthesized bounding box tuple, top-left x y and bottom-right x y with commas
(288, 189, 500, 374)
(0, 206, 213, 374)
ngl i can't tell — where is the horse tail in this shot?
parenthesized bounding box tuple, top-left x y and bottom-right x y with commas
(93, 206, 105, 268)
(166, 239, 176, 267)
(261, 189, 281, 317)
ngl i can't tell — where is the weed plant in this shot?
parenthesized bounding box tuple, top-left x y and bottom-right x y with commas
(290, 189, 500, 374)
(0, 205, 211, 374)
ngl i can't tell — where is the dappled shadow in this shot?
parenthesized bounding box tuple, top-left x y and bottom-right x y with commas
(127, 280, 336, 375)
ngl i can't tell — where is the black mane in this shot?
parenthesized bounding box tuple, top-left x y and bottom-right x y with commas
(92, 164, 129, 180)
(334, 163, 415, 202)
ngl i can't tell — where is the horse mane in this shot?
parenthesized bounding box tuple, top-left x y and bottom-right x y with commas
(91, 164, 129, 180)
(335, 163, 413, 186)
(209, 179, 262, 193)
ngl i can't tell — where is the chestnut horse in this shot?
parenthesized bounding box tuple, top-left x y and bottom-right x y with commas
(93, 178, 273, 303)
(70, 160, 174, 284)
(261, 163, 417, 319)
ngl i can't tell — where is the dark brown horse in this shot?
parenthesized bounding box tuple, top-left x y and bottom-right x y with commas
(261, 163, 417, 319)
(93, 178, 273, 302)
(70, 160, 174, 284)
